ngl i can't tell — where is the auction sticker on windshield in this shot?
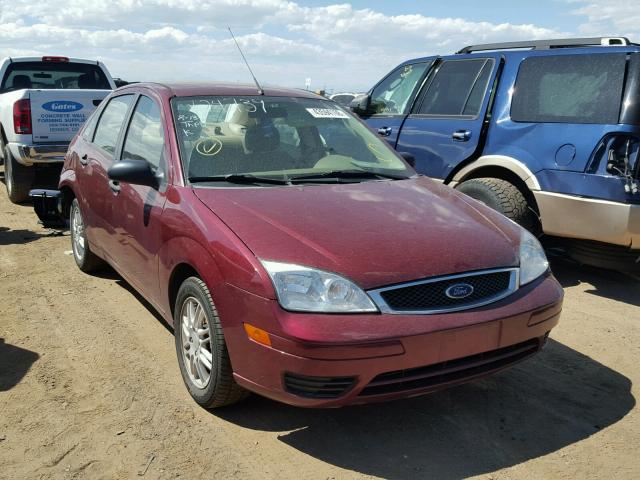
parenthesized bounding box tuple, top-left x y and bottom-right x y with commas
(306, 107, 350, 119)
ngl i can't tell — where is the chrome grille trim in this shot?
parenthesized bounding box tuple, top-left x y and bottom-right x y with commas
(367, 267, 520, 315)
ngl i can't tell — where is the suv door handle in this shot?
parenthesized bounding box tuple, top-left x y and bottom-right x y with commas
(377, 127, 392, 137)
(108, 179, 121, 194)
(80, 154, 88, 166)
(452, 130, 471, 142)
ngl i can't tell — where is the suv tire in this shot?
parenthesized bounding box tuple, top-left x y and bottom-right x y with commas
(174, 277, 248, 409)
(4, 145, 33, 204)
(457, 177, 537, 232)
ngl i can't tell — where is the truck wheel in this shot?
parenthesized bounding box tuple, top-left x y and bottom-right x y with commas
(70, 198, 104, 272)
(456, 177, 537, 232)
(4, 146, 33, 204)
(174, 277, 248, 409)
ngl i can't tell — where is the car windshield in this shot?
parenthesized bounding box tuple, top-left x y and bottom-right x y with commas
(171, 95, 414, 185)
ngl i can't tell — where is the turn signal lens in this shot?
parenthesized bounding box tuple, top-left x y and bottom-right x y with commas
(244, 323, 271, 347)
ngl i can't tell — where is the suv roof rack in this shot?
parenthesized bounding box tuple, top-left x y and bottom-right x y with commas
(457, 37, 635, 54)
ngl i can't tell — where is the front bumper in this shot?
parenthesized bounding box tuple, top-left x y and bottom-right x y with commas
(535, 191, 640, 249)
(9, 142, 68, 166)
(216, 274, 563, 407)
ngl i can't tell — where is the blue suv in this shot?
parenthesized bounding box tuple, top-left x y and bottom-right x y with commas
(352, 37, 640, 272)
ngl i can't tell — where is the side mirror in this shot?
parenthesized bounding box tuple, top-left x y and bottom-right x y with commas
(398, 151, 416, 168)
(349, 94, 371, 116)
(108, 159, 159, 189)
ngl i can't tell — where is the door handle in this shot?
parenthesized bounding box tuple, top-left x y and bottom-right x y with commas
(108, 179, 121, 194)
(79, 154, 88, 166)
(377, 127, 392, 137)
(452, 130, 472, 142)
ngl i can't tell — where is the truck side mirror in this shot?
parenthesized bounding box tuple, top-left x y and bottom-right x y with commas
(349, 94, 371, 116)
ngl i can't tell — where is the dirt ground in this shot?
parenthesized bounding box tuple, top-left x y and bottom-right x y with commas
(1, 166, 639, 480)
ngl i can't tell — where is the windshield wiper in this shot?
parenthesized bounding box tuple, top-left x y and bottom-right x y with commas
(188, 174, 292, 185)
(289, 170, 407, 183)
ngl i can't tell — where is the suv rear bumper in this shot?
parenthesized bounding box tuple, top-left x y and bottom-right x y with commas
(9, 142, 68, 166)
(535, 191, 640, 248)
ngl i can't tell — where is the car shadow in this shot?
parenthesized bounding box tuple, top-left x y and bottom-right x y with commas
(549, 256, 640, 307)
(0, 338, 39, 391)
(216, 339, 634, 480)
(0, 226, 47, 246)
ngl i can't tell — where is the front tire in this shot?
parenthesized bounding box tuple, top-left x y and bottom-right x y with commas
(456, 177, 538, 232)
(174, 277, 248, 409)
(4, 145, 33, 204)
(70, 198, 104, 272)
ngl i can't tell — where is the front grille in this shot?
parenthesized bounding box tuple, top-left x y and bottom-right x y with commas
(359, 338, 541, 397)
(284, 373, 357, 399)
(369, 268, 517, 314)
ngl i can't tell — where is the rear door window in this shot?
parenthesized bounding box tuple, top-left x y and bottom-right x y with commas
(511, 54, 626, 124)
(92, 95, 135, 156)
(417, 58, 494, 117)
(369, 62, 432, 115)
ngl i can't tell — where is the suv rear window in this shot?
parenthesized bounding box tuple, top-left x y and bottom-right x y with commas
(511, 54, 626, 124)
(0, 61, 111, 92)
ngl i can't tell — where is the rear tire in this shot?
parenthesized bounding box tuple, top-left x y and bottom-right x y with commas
(4, 145, 33, 204)
(456, 177, 537, 232)
(174, 277, 248, 409)
(70, 198, 104, 272)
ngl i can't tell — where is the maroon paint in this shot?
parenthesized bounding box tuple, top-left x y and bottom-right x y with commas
(59, 83, 563, 407)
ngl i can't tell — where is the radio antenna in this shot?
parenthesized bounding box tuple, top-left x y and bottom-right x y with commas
(228, 27, 264, 95)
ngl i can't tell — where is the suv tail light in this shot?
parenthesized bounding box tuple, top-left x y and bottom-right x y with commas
(13, 99, 32, 135)
(42, 56, 69, 62)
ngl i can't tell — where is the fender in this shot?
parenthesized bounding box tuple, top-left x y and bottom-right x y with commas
(448, 155, 541, 191)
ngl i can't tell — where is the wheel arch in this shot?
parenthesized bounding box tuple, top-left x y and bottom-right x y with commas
(448, 155, 541, 216)
(168, 262, 203, 320)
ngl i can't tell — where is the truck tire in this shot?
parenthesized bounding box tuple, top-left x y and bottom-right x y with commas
(4, 145, 33, 204)
(456, 177, 537, 232)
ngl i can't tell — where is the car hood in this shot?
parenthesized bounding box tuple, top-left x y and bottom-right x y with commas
(193, 177, 521, 289)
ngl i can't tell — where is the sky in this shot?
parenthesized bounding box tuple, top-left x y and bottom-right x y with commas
(0, 0, 638, 93)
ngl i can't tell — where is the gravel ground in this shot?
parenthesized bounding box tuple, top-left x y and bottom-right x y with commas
(1, 165, 639, 480)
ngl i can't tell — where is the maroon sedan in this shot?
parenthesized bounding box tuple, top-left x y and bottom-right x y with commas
(39, 82, 562, 408)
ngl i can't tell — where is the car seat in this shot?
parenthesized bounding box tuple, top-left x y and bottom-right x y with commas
(12, 75, 32, 89)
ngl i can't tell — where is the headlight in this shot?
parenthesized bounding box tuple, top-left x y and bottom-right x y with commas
(519, 229, 549, 285)
(260, 260, 378, 313)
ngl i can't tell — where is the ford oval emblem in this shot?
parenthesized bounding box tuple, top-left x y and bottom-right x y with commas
(42, 101, 84, 112)
(445, 283, 474, 299)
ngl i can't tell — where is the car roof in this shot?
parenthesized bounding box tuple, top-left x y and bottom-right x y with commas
(115, 82, 324, 100)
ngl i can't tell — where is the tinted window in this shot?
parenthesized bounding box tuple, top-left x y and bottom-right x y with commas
(122, 96, 165, 170)
(418, 59, 494, 116)
(92, 95, 134, 156)
(0, 61, 111, 92)
(511, 54, 626, 124)
(370, 62, 431, 115)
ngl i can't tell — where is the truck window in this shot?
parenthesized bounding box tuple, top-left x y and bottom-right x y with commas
(0, 61, 111, 92)
(369, 62, 431, 115)
(92, 95, 135, 156)
(417, 59, 494, 116)
(511, 54, 626, 124)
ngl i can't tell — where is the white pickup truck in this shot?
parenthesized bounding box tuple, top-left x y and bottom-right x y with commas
(0, 56, 115, 203)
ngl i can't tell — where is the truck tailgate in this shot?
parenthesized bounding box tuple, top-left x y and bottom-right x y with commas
(30, 90, 110, 143)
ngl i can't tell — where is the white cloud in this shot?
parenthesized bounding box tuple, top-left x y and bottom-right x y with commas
(0, 0, 568, 91)
(569, 1, 640, 39)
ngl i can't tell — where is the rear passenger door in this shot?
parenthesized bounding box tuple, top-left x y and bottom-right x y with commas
(396, 56, 500, 180)
(361, 60, 435, 146)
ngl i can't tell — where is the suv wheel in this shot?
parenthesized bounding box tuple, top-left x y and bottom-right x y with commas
(174, 277, 248, 409)
(456, 177, 537, 232)
(4, 145, 33, 204)
(70, 198, 104, 272)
